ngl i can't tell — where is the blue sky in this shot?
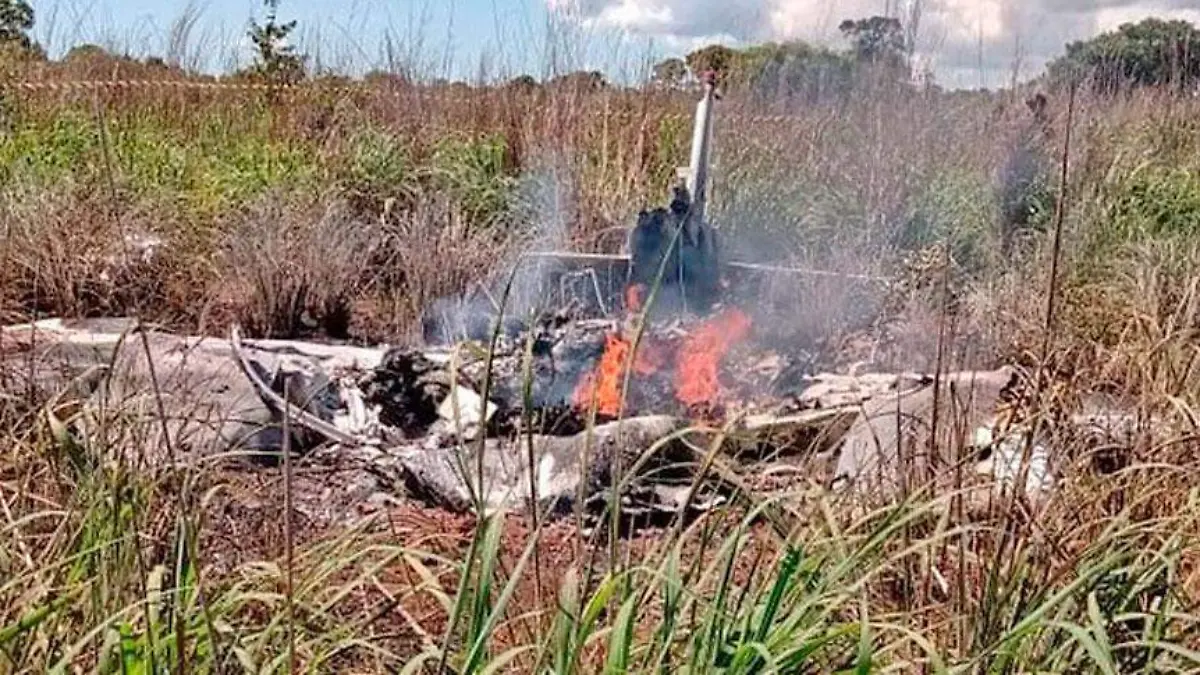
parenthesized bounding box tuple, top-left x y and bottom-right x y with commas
(28, 1, 1200, 89)
(29, 0, 670, 82)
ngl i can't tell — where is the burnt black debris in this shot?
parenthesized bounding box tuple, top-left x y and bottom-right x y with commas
(627, 184, 722, 315)
(488, 320, 611, 433)
(359, 349, 450, 436)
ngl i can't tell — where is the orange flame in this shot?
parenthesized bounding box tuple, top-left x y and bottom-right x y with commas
(673, 308, 752, 408)
(572, 333, 628, 416)
(573, 284, 750, 418)
(572, 329, 665, 417)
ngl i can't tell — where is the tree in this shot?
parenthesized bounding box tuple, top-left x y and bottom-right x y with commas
(839, 16, 908, 72)
(738, 41, 855, 101)
(673, 20, 921, 103)
(685, 44, 737, 83)
(247, 0, 306, 84)
(1046, 18, 1200, 92)
(651, 57, 687, 87)
(506, 74, 538, 92)
(547, 70, 605, 93)
(680, 41, 854, 102)
(0, 0, 35, 51)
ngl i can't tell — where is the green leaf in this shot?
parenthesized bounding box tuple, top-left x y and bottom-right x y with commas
(1046, 620, 1118, 675)
(603, 595, 637, 674)
(756, 545, 802, 642)
(0, 600, 58, 645)
(461, 517, 538, 674)
(854, 595, 873, 675)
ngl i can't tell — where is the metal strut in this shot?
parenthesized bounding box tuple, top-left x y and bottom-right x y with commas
(684, 69, 718, 242)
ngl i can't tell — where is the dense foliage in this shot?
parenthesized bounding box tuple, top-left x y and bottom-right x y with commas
(1047, 17, 1200, 92)
(0, 0, 33, 49)
(660, 15, 914, 103)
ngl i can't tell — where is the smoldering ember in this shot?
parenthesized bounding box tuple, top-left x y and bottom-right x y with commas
(0, 179, 1147, 535)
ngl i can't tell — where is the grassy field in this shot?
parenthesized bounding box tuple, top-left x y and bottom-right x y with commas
(5, 48, 1200, 672)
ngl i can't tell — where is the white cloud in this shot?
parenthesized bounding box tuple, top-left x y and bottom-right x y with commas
(547, 0, 1200, 88)
(1095, 6, 1200, 30)
(585, 0, 674, 33)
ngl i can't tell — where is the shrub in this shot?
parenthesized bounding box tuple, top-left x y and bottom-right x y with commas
(0, 193, 194, 322)
(428, 133, 515, 227)
(339, 126, 418, 216)
(997, 143, 1056, 249)
(0, 110, 98, 189)
(896, 168, 999, 276)
(1107, 166, 1200, 241)
(223, 197, 383, 339)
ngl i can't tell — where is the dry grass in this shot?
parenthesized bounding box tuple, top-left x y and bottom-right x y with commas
(5, 55, 1200, 671)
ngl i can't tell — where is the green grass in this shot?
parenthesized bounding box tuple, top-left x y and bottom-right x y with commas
(6, 419, 1200, 672)
(5, 64, 1200, 673)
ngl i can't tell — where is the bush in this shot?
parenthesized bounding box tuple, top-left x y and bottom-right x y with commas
(897, 169, 1000, 276)
(223, 197, 383, 339)
(0, 193, 196, 322)
(0, 110, 98, 189)
(1108, 166, 1200, 241)
(0, 108, 323, 215)
(997, 146, 1055, 246)
(339, 126, 418, 216)
(428, 133, 515, 227)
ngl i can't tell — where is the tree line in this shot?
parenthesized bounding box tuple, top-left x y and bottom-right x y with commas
(0, 0, 305, 83)
(4, 0, 1200, 96)
(647, 16, 916, 103)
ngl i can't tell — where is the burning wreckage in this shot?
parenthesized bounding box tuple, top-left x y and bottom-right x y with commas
(1, 258, 1058, 531)
(0, 75, 1143, 531)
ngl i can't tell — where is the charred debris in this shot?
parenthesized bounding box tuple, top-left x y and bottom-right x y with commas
(378, 180, 825, 441)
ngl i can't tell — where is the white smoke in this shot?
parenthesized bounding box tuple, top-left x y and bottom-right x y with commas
(421, 152, 578, 344)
